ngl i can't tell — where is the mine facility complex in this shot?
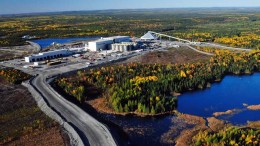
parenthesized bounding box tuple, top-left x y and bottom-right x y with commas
(0, 30, 247, 146)
(3, 31, 204, 72)
(23, 35, 145, 64)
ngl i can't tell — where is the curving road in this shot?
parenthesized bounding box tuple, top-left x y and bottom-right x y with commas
(31, 73, 117, 146)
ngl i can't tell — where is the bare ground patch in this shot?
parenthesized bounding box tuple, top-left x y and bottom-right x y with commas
(0, 77, 67, 145)
(161, 113, 208, 146)
(247, 104, 260, 110)
(122, 47, 210, 65)
(213, 109, 242, 117)
(0, 43, 38, 61)
(247, 121, 260, 129)
(160, 113, 231, 146)
(5, 127, 65, 146)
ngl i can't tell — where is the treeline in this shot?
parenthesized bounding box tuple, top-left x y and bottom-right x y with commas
(193, 127, 260, 146)
(55, 50, 260, 115)
(1, 9, 259, 47)
(0, 68, 31, 84)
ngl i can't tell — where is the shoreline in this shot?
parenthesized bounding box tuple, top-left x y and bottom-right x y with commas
(72, 71, 260, 117)
(86, 97, 177, 117)
(51, 67, 260, 145)
(26, 41, 41, 52)
(247, 104, 260, 110)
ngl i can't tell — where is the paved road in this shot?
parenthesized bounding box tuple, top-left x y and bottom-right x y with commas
(23, 50, 156, 146)
(198, 43, 252, 52)
(32, 74, 117, 146)
(0, 48, 28, 53)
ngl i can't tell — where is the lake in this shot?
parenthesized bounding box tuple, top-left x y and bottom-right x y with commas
(32, 37, 98, 49)
(178, 73, 260, 125)
(101, 73, 260, 145)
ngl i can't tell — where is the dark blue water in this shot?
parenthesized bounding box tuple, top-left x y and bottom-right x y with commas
(178, 73, 260, 125)
(102, 114, 174, 146)
(32, 37, 98, 49)
(101, 73, 260, 145)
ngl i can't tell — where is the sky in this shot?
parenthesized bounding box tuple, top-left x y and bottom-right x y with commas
(0, 0, 260, 15)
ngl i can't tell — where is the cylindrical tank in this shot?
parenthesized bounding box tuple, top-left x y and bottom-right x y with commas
(123, 45, 127, 52)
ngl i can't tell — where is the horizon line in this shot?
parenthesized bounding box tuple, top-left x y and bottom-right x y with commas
(1, 6, 260, 16)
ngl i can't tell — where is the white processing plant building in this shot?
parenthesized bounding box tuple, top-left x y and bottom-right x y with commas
(86, 36, 132, 52)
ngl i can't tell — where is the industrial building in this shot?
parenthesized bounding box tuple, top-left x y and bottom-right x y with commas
(103, 36, 131, 43)
(87, 36, 131, 52)
(25, 49, 72, 62)
(141, 32, 158, 41)
(88, 39, 113, 52)
(111, 42, 138, 52)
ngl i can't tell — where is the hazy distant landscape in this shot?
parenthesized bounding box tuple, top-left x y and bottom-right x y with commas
(0, 8, 259, 48)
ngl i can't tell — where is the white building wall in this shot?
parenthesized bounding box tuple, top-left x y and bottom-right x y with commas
(88, 40, 113, 51)
(25, 49, 72, 63)
(87, 36, 131, 52)
(88, 42, 98, 52)
(25, 57, 30, 63)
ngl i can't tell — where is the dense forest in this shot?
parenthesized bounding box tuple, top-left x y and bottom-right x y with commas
(193, 127, 260, 146)
(0, 8, 259, 48)
(55, 49, 260, 115)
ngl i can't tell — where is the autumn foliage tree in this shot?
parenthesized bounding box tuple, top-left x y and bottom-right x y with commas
(0, 68, 31, 84)
(55, 50, 260, 115)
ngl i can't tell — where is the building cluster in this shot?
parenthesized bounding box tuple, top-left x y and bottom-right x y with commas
(86, 36, 134, 52)
(25, 33, 158, 63)
(86, 32, 157, 52)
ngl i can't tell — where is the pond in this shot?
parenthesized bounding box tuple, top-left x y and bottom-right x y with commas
(32, 37, 98, 49)
(101, 73, 260, 145)
(178, 73, 260, 125)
